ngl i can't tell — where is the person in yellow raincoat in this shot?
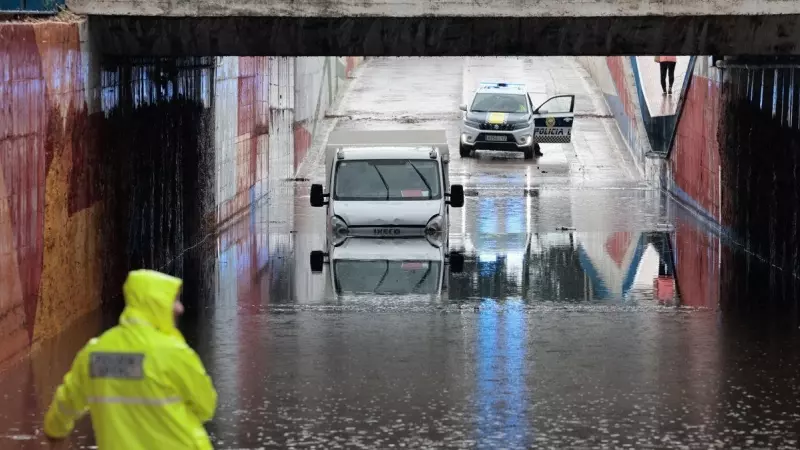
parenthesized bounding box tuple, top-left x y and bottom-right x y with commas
(43, 269, 218, 449)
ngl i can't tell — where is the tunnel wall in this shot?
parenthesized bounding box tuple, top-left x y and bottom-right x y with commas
(294, 56, 362, 174)
(0, 19, 361, 368)
(718, 62, 800, 273)
(664, 58, 723, 224)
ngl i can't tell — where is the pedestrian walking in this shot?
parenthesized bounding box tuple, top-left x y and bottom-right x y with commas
(43, 269, 218, 450)
(656, 56, 678, 95)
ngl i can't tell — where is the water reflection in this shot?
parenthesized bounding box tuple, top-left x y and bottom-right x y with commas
(328, 239, 446, 297)
(449, 230, 679, 305)
(293, 185, 691, 306)
(475, 300, 528, 449)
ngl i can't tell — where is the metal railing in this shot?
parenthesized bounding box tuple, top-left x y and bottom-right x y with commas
(0, 0, 64, 13)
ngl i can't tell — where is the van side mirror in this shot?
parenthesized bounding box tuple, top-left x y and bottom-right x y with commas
(310, 250, 327, 272)
(310, 184, 327, 207)
(448, 184, 464, 208)
(459, 104, 468, 112)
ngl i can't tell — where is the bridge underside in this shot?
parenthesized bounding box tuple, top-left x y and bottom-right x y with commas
(91, 15, 800, 56)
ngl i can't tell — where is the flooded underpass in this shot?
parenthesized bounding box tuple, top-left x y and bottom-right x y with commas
(3, 55, 800, 449)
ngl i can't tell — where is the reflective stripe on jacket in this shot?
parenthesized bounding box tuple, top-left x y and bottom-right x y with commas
(44, 270, 218, 450)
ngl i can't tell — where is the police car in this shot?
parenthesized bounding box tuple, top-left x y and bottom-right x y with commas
(459, 82, 576, 159)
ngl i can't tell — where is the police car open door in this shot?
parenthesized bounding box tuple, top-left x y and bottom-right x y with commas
(531, 95, 575, 144)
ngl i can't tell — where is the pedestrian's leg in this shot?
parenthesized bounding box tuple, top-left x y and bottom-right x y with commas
(667, 62, 676, 94)
(660, 63, 667, 94)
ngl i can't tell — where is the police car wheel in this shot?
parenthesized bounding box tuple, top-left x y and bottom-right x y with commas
(459, 144, 472, 158)
(534, 143, 543, 156)
(522, 146, 534, 160)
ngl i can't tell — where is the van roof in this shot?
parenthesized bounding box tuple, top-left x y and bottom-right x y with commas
(334, 146, 441, 161)
(327, 129, 447, 147)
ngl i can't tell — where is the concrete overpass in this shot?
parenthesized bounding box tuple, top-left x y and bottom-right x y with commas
(69, 0, 800, 56)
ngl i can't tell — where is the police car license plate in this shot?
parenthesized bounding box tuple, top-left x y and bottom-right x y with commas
(485, 135, 507, 142)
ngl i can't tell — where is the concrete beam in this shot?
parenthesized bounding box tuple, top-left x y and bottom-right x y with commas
(67, 0, 800, 18)
(89, 15, 800, 57)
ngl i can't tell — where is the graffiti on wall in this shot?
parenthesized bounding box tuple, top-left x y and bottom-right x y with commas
(0, 20, 363, 368)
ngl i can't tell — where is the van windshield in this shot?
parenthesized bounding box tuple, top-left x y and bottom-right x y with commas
(334, 260, 441, 294)
(334, 159, 441, 201)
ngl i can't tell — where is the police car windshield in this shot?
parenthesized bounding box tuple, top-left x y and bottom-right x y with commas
(471, 93, 528, 113)
(334, 159, 441, 201)
(334, 260, 440, 294)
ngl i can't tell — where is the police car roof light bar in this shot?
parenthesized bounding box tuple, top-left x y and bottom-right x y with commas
(479, 82, 526, 90)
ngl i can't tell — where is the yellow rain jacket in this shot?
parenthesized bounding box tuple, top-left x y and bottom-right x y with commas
(44, 269, 218, 449)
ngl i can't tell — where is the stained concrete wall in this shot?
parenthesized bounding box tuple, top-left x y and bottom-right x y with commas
(0, 18, 362, 369)
(85, 15, 800, 57)
(718, 63, 800, 273)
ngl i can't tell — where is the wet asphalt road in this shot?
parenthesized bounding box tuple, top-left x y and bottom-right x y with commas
(3, 57, 800, 449)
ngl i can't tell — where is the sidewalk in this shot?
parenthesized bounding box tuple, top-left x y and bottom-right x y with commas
(636, 56, 690, 117)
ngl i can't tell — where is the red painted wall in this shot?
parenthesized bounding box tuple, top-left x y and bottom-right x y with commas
(213, 56, 270, 225)
(607, 57, 637, 121)
(671, 70, 723, 223)
(0, 21, 104, 369)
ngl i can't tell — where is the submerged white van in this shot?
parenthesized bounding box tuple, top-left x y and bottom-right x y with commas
(310, 130, 464, 248)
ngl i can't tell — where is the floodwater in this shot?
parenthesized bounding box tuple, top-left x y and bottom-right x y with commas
(2, 57, 800, 449)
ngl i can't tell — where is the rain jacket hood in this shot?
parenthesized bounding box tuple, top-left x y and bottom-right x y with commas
(121, 269, 184, 340)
